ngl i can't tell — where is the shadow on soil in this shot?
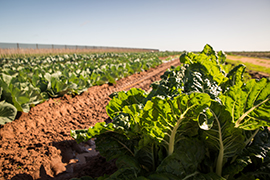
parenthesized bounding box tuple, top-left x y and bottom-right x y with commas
(11, 165, 52, 180)
(10, 139, 117, 180)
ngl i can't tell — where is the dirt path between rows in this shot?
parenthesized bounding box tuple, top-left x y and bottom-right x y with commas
(0, 59, 180, 180)
(227, 55, 270, 68)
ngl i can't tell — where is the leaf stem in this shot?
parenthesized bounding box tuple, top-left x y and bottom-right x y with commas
(235, 97, 270, 128)
(168, 105, 195, 156)
(245, 129, 259, 146)
(113, 137, 135, 157)
(210, 109, 224, 177)
(182, 171, 199, 180)
(168, 116, 182, 156)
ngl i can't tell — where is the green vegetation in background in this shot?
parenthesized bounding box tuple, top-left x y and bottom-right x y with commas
(227, 59, 270, 75)
(0, 50, 105, 59)
(71, 44, 270, 179)
(0, 52, 77, 59)
(0, 50, 181, 59)
(226, 51, 270, 59)
(0, 51, 181, 124)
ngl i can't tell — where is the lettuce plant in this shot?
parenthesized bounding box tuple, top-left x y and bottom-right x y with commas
(0, 87, 17, 125)
(0, 72, 44, 112)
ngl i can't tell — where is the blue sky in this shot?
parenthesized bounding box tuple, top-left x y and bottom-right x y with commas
(0, 0, 269, 51)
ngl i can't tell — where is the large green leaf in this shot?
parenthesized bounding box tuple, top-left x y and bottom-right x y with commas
(10, 85, 30, 112)
(155, 138, 205, 179)
(71, 115, 142, 161)
(106, 88, 147, 119)
(31, 74, 47, 92)
(70, 122, 115, 143)
(142, 93, 211, 156)
(0, 73, 43, 112)
(180, 45, 218, 66)
(220, 78, 270, 130)
(188, 61, 226, 86)
(0, 100, 17, 125)
(44, 71, 62, 90)
(95, 131, 140, 162)
(103, 155, 142, 179)
(217, 50, 226, 65)
(221, 64, 246, 91)
(179, 44, 228, 88)
(223, 127, 270, 179)
(147, 66, 184, 99)
(116, 155, 141, 172)
(46, 74, 77, 97)
(201, 44, 216, 56)
(200, 102, 245, 176)
(183, 64, 223, 100)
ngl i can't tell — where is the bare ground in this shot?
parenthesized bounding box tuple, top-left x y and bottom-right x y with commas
(226, 55, 270, 78)
(227, 55, 270, 68)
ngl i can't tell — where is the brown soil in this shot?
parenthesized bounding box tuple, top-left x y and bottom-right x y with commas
(226, 55, 270, 78)
(227, 55, 270, 68)
(0, 59, 180, 180)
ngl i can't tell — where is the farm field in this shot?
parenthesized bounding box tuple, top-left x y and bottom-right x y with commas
(227, 51, 270, 59)
(0, 54, 180, 179)
(0, 47, 158, 58)
(226, 55, 270, 79)
(0, 45, 270, 180)
(227, 55, 270, 68)
(0, 52, 179, 124)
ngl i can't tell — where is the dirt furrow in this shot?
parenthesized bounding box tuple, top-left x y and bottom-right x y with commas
(0, 58, 180, 180)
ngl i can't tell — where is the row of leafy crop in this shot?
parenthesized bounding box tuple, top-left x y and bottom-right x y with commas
(0, 52, 181, 125)
(0, 51, 179, 68)
(71, 45, 270, 180)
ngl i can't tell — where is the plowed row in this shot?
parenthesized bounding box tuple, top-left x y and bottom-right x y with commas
(0, 59, 180, 180)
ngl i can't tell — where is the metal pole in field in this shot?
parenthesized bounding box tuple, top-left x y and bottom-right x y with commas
(36, 44, 38, 49)
(52, 44, 54, 49)
(65, 45, 67, 49)
(17, 43, 19, 49)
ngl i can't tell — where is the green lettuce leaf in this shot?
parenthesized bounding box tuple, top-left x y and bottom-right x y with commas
(183, 64, 222, 100)
(200, 102, 245, 176)
(221, 64, 246, 91)
(155, 138, 205, 179)
(147, 66, 184, 99)
(106, 88, 147, 119)
(0, 73, 43, 112)
(70, 122, 115, 143)
(220, 78, 270, 130)
(0, 100, 17, 124)
(142, 93, 211, 156)
(223, 127, 270, 179)
(180, 44, 228, 88)
(95, 131, 140, 162)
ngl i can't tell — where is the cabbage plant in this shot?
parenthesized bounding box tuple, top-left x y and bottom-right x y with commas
(0, 87, 17, 125)
(0, 52, 172, 123)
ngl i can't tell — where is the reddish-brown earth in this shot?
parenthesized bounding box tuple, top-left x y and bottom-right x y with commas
(227, 55, 270, 78)
(0, 59, 180, 180)
(227, 55, 270, 68)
